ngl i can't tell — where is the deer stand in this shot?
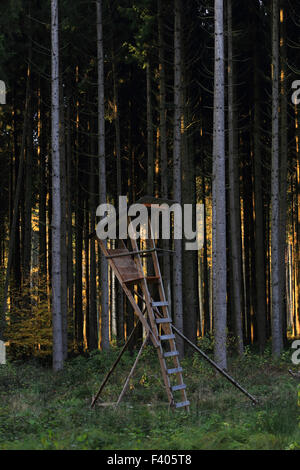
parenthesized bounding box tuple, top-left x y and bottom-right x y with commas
(91, 198, 258, 411)
(91, 206, 190, 411)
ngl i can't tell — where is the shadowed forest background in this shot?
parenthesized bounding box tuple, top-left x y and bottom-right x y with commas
(0, 0, 299, 371)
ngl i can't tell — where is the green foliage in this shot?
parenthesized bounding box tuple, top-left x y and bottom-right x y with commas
(6, 281, 53, 359)
(0, 350, 299, 450)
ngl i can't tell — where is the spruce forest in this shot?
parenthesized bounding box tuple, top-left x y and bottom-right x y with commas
(0, 0, 299, 452)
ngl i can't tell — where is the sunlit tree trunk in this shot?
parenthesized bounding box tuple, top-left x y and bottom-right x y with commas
(271, 0, 283, 356)
(89, 125, 98, 351)
(97, 0, 109, 350)
(75, 71, 83, 352)
(147, 60, 154, 196)
(213, 0, 227, 369)
(51, 0, 64, 371)
(201, 167, 210, 335)
(38, 85, 47, 285)
(111, 44, 124, 344)
(279, 3, 288, 346)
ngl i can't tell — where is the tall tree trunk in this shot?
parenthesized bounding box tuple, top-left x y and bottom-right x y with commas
(23, 77, 33, 279)
(173, 0, 184, 357)
(74, 71, 83, 352)
(146, 60, 154, 196)
(181, 52, 198, 347)
(51, 0, 63, 371)
(89, 126, 98, 351)
(39, 85, 47, 285)
(158, 0, 172, 312)
(182, 127, 198, 347)
(23, 3, 33, 281)
(227, 0, 243, 355)
(201, 169, 210, 335)
(97, 0, 109, 350)
(279, 3, 288, 347)
(253, 25, 267, 353)
(213, 0, 227, 369)
(66, 97, 73, 334)
(60, 85, 68, 360)
(271, 0, 283, 356)
(111, 42, 124, 344)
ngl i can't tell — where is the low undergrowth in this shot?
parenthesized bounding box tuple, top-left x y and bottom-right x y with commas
(0, 342, 299, 450)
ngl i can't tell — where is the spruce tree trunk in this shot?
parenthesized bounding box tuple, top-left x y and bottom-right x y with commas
(146, 60, 154, 196)
(227, 0, 243, 355)
(89, 128, 98, 351)
(173, 0, 184, 357)
(111, 46, 124, 344)
(51, 0, 64, 371)
(213, 0, 227, 370)
(271, 0, 283, 356)
(158, 0, 172, 312)
(39, 85, 47, 284)
(279, 3, 288, 347)
(182, 61, 198, 346)
(24, 83, 33, 279)
(66, 98, 73, 332)
(23, 5, 33, 281)
(253, 51, 267, 353)
(60, 85, 68, 360)
(97, 0, 109, 350)
(201, 169, 210, 335)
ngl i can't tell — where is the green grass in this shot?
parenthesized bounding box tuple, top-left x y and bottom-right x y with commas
(0, 344, 299, 450)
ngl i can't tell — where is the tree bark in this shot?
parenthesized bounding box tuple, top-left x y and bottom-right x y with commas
(51, 0, 64, 371)
(271, 0, 283, 356)
(213, 0, 227, 370)
(279, 3, 288, 347)
(97, 0, 109, 350)
(158, 0, 172, 313)
(227, 0, 243, 355)
(173, 0, 184, 357)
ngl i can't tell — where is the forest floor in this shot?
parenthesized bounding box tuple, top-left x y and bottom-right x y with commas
(0, 340, 299, 450)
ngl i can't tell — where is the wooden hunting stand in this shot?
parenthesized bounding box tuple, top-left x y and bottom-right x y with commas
(90, 197, 258, 411)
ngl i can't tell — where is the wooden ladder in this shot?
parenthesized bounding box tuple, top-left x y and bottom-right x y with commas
(97, 217, 189, 411)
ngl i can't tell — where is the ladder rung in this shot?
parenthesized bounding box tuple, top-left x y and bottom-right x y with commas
(156, 317, 172, 324)
(146, 276, 160, 284)
(175, 400, 190, 409)
(172, 383, 186, 392)
(152, 301, 169, 307)
(164, 350, 179, 358)
(167, 367, 183, 375)
(160, 334, 175, 341)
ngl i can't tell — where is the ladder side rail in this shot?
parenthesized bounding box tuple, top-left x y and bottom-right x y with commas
(146, 219, 188, 408)
(147, 218, 171, 322)
(128, 222, 175, 407)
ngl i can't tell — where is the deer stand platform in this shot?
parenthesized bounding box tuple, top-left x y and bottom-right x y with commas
(91, 209, 190, 411)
